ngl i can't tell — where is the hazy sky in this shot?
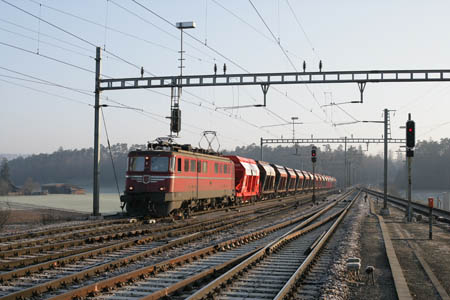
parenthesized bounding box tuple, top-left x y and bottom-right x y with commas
(1, 0, 450, 156)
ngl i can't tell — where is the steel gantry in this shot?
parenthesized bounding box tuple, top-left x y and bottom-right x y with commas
(99, 69, 450, 104)
(90, 46, 450, 216)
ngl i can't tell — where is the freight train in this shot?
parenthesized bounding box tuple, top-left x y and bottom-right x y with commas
(120, 140, 336, 217)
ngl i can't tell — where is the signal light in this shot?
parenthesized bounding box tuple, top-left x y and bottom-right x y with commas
(171, 108, 181, 133)
(406, 120, 415, 148)
(311, 147, 317, 163)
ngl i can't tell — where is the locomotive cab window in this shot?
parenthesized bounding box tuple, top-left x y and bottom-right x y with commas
(214, 163, 218, 173)
(177, 158, 182, 172)
(170, 157, 175, 172)
(224, 164, 228, 174)
(184, 159, 189, 172)
(150, 157, 169, 172)
(190, 160, 196, 172)
(203, 161, 208, 173)
(129, 157, 145, 171)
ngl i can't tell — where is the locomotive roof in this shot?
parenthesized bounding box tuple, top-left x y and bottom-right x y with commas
(128, 148, 231, 162)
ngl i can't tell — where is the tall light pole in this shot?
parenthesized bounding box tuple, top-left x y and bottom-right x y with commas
(170, 21, 196, 137)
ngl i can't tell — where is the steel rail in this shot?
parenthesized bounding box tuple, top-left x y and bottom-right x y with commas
(0, 219, 132, 244)
(185, 190, 355, 300)
(364, 188, 450, 222)
(46, 191, 350, 300)
(0, 211, 251, 282)
(0, 215, 230, 271)
(0, 191, 336, 300)
(0, 215, 259, 300)
(0, 190, 329, 271)
(0, 222, 149, 256)
(273, 190, 360, 299)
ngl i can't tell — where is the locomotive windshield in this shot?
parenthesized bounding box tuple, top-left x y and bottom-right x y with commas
(129, 157, 145, 171)
(150, 157, 169, 172)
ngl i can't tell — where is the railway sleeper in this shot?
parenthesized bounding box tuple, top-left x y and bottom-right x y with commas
(36, 199, 337, 300)
(1, 193, 341, 300)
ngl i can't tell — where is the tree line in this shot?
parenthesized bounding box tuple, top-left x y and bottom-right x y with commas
(2, 139, 449, 193)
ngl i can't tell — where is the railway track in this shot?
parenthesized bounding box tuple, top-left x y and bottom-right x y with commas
(0, 191, 344, 300)
(184, 189, 359, 300)
(0, 191, 341, 300)
(27, 190, 354, 300)
(364, 188, 450, 223)
(0, 190, 332, 273)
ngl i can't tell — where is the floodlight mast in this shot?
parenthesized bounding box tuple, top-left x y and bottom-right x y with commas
(170, 21, 196, 137)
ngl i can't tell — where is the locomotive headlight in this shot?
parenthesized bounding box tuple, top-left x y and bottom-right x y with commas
(129, 186, 134, 191)
(159, 187, 165, 191)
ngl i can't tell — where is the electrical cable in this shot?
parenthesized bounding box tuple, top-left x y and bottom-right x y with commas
(248, 0, 326, 117)
(100, 106, 122, 200)
(3, 0, 280, 140)
(285, 0, 320, 60)
(0, 26, 94, 58)
(248, 0, 296, 71)
(208, 1, 329, 123)
(0, 41, 95, 73)
(1, 0, 158, 76)
(129, 0, 324, 131)
(0, 66, 93, 94)
(0, 17, 95, 54)
(24, 0, 213, 63)
(0, 78, 92, 107)
(211, 0, 272, 43)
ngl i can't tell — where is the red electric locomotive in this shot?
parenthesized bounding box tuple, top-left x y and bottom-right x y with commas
(121, 140, 234, 216)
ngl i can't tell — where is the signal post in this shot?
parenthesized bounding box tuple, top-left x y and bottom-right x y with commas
(406, 114, 415, 222)
(311, 146, 317, 204)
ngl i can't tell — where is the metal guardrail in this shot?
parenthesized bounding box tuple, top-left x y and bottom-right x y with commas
(364, 188, 450, 223)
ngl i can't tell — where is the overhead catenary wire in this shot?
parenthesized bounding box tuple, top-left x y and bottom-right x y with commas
(0, 78, 92, 107)
(1, 0, 158, 75)
(129, 0, 329, 130)
(0, 41, 95, 73)
(1, 64, 258, 144)
(106, 0, 216, 63)
(248, 0, 297, 71)
(0, 17, 95, 54)
(248, 0, 327, 118)
(2, 0, 283, 140)
(285, 0, 320, 61)
(15, 0, 267, 131)
(100, 106, 122, 201)
(16, 1, 202, 61)
(0, 26, 94, 58)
